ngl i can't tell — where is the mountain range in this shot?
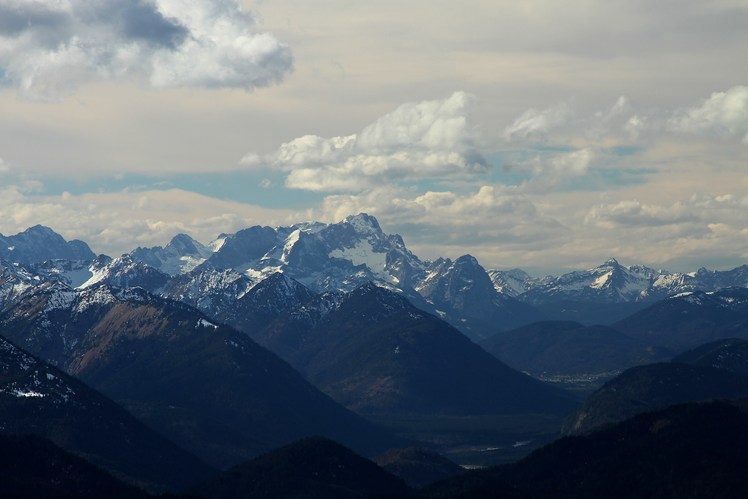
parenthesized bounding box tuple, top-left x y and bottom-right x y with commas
(4, 216, 747, 338)
(1, 217, 748, 496)
(3, 218, 748, 395)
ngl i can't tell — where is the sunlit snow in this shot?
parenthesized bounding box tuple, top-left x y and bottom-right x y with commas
(197, 319, 218, 329)
(329, 241, 387, 275)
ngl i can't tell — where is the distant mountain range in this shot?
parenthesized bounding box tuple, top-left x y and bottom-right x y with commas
(2, 218, 747, 388)
(5, 216, 747, 336)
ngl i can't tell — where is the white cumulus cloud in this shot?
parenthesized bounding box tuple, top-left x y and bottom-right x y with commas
(315, 185, 565, 253)
(502, 87, 748, 145)
(0, 0, 292, 100)
(668, 85, 748, 139)
(502, 102, 572, 141)
(242, 92, 488, 192)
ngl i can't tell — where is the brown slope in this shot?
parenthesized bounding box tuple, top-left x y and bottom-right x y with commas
(0, 283, 401, 469)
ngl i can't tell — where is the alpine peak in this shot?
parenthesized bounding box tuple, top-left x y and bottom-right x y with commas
(343, 213, 382, 235)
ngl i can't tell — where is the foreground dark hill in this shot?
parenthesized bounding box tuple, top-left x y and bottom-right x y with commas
(0, 282, 400, 469)
(480, 320, 666, 381)
(0, 336, 214, 492)
(373, 447, 464, 489)
(614, 288, 748, 352)
(256, 283, 577, 417)
(425, 400, 748, 499)
(562, 362, 748, 435)
(0, 434, 147, 499)
(190, 436, 412, 499)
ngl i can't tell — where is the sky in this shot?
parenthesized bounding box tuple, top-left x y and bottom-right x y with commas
(0, 0, 747, 276)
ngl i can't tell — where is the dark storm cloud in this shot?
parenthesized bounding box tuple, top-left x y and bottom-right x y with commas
(78, 0, 188, 48)
(0, 3, 70, 44)
(0, 1, 187, 47)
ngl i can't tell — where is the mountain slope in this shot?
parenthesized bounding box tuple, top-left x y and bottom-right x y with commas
(255, 283, 576, 417)
(673, 338, 748, 377)
(416, 255, 542, 339)
(0, 282, 401, 469)
(613, 288, 748, 352)
(0, 259, 40, 309)
(480, 320, 667, 381)
(0, 335, 213, 492)
(210, 272, 317, 335)
(562, 362, 748, 435)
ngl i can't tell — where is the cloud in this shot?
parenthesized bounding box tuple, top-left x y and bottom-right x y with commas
(503, 87, 748, 147)
(584, 193, 748, 234)
(0, 0, 292, 100)
(502, 96, 645, 145)
(242, 92, 488, 191)
(506, 147, 595, 192)
(502, 102, 572, 141)
(584, 199, 698, 228)
(311, 183, 748, 273)
(315, 185, 565, 252)
(667, 85, 748, 139)
(578, 191, 748, 268)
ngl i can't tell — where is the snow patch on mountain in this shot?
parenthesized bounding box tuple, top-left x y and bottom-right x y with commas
(0, 338, 77, 403)
(197, 319, 218, 329)
(209, 236, 227, 252)
(78, 265, 109, 289)
(591, 271, 613, 289)
(43, 287, 77, 313)
(329, 240, 387, 276)
(161, 255, 206, 276)
(281, 229, 301, 263)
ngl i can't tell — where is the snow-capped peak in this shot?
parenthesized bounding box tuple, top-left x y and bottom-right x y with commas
(344, 213, 382, 236)
(130, 234, 213, 276)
